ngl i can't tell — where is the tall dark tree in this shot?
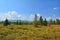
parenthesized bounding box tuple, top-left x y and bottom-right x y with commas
(33, 14, 38, 27)
(3, 18, 10, 26)
(39, 16, 43, 26)
(43, 18, 47, 26)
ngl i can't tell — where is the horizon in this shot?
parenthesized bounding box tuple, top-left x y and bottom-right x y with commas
(0, 0, 60, 21)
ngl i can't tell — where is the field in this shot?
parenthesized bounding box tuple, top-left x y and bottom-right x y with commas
(0, 24, 60, 40)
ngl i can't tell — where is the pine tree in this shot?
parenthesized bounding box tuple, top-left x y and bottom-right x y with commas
(3, 18, 10, 26)
(43, 18, 47, 26)
(33, 14, 38, 27)
(39, 16, 43, 26)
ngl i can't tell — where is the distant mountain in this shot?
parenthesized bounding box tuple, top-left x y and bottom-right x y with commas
(9, 20, 32, 22)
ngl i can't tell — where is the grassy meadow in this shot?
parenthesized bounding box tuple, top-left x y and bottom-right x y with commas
(0, 24, 60, 40)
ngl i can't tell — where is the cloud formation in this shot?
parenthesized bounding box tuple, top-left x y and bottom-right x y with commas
(0, 11, 24, 21)
(46, 17, 52, 21)
(53, 8, 57, 10)
(28, 13, 41, 21)
(0, 11, 59, 21)
(0, 11, 41, 21)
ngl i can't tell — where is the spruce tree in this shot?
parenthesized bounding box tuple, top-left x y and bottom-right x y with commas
(3, 18, 10, 26)
(49, 19, 53, 24)
(39, 16, 43, 26)
(55, 19, 60, 24)
(16, 20, 19, 25)
(43, 18, 47, 26)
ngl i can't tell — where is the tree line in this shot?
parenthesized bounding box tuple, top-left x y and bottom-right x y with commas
(3, 14, 60, 26)
(33, 14, 60, 27)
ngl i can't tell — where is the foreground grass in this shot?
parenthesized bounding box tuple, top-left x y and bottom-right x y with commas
(0, 24, 60, 40)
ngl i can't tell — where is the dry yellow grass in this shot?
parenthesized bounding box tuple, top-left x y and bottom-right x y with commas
(0, 24, 60, 40)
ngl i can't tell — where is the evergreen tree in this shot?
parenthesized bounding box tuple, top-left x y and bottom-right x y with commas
(53, 20, 55, 24)
(55, 19, 60, 24)
(43, 18, 47, 26)
(39, 16, 43, 26)
(16, 20, 19, 25)
(49, 19, 53, 24)
(33, 14, 38, 27)
(3, 18, 10, 26)
(19, 20, 22, 25)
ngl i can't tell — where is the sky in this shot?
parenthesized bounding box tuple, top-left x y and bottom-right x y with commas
(0, 0, 60, 21)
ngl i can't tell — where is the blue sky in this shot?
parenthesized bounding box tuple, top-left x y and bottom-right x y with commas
(0, 0, 60, 21)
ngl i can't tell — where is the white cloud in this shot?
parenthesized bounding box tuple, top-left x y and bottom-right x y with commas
(0, 11, 41, 21)
(53, 8, 57, 10)
(58, 18, 60, 20)
(37, 13, 41, 20)
(0, 11, 24, 21)
(28, 14, 34, 21)
(37, 13, 40, 17)
(1, 11, 58, 21)
(46, 17, 52, 21)
(28, 13, 41, 21)
(55, 17, 60, 20)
